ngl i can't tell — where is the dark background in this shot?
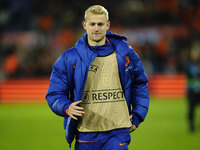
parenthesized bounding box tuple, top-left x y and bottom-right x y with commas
(0, 0, 199, 79)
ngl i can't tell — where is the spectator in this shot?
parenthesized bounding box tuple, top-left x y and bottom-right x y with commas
(184, 41, 200, 132)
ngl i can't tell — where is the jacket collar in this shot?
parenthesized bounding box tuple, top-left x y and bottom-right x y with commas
(74, 32, 94, 63)
(74, 30, 129, 62)
(88, 40, 114, 57)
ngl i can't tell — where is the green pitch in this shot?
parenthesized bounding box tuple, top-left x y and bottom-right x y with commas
(0, 99, 200, 150)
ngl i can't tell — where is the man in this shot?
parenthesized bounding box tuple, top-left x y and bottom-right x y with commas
(46, 5, 149, 150)
(184, 44, 200, 132)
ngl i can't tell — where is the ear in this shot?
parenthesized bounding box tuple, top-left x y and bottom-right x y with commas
(82, 21, 87, 30)
(107, 21, 111, 30)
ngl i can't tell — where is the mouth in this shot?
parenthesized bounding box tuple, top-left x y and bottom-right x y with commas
(93, 33, 100, 36)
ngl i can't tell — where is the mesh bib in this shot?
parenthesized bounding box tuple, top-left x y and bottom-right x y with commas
(77, 52, 131, 132)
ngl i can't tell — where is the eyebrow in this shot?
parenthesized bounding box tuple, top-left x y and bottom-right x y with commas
(89, 22, 105, 25)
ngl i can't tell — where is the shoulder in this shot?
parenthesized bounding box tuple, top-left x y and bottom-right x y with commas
(54, 47, 80, 68)
(62, 47, 79, 57)
(58, 47, 80, 62)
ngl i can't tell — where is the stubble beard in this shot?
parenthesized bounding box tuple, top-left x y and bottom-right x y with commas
(91, 34, 105, 43)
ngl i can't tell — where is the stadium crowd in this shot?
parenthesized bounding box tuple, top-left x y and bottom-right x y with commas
(0, 0, 199, 79)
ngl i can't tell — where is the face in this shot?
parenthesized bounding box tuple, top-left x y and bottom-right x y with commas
(83, 13, 110, 46)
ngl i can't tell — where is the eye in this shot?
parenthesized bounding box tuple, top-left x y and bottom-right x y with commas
(98, 23, 104, 26)
(89, 23, 95, 26)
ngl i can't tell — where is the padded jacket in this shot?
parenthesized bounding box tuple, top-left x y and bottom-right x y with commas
(46, 30, 150, 146)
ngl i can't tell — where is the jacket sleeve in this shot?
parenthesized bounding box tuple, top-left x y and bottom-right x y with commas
(130, 50, 150, 127)
(46, 53, 72, 117)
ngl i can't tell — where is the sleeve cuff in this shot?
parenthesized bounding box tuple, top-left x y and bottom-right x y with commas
(131, 113, 140, 127)
(64, 103, 71, 116)
(65, 109, 69, 115)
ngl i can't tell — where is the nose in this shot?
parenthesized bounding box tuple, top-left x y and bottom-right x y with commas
(94, 24, 99, 31)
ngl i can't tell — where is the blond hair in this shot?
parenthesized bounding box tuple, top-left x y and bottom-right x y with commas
(84, 5, 109, 22)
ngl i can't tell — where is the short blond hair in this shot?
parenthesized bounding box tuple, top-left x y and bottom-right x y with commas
(84, 5, 109, 22)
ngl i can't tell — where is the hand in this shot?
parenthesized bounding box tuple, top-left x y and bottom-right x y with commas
(68, 100, 85, 120)
(130, 124, 137, 133)
(129, 114, 137, 133)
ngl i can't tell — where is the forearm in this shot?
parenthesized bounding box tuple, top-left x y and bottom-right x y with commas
(46, 92, 72, 117)
(130, 78, 149, 126)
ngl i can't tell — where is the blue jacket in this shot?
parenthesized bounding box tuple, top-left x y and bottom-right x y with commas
(46, 30, 149, 146)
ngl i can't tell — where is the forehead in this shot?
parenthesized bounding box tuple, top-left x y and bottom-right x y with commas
(86, 13, 107, 23)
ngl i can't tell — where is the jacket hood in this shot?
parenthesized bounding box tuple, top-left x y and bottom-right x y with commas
(106, 30, 129, 57)
(74, 30, 129, 62)
(106, 30, 127, 43)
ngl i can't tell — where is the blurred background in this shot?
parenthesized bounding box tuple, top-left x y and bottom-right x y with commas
(0, 0, 200, 150)
(0, 0, 199, 79)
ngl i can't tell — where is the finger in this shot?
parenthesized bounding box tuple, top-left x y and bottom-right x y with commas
(129, 115, 132, 119)
(70, 114, 78, 120)
(130, 127, 134, 132)
(74, 100, 83, 105)
(73, 110, 85, 116)
(129, 128, 134, 133)
(69, 110, 84, 120)
(129, 125, 137, 133)
(74, 105, 84, 110)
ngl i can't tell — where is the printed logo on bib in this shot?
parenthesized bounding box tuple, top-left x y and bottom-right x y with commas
(82, 89, 125, 104)
(89, 65, 99, 73)
(82, 93, 89, 103)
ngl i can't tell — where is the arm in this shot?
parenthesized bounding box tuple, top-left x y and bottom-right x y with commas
(46, 54, 72, 117)
(130, 51, 150, 128)
(46, 53, 85, 119)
